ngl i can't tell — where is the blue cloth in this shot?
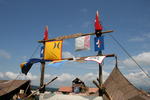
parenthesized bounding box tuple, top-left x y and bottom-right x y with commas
(21, 58, 50, 75)
(94, 36, 104, 51)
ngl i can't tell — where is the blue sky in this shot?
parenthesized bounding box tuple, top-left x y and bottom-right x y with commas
(0, 0, 150, 89)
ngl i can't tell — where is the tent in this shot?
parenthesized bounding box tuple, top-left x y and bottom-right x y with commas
(0, 80, 31, 100)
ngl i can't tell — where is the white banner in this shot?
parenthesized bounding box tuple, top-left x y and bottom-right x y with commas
(84, 56, 106, 64)
(75, 35, 90, 51)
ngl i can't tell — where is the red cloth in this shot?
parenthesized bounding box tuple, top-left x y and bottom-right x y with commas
(44, 26, 48, 40)
(94, 11, 103, 31)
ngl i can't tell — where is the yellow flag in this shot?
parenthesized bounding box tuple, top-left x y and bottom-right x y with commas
(44, 41, 63, 60)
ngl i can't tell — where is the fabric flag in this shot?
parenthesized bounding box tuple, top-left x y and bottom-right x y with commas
(48, 60, 68, 67)
(44, 40, 63, 60)
(75, 35, 90, 51)
(84, 56, 106, 64)
(44, 26, 48, 40)
(20, 58, 45, 75)
(94, 36, 104, 51)
(94, 11, 103, 31)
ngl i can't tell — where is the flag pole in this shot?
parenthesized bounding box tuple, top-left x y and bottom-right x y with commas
(94, 11, 113, 96)
(98, 51, 103, 96)
(39, 26, 48, 93)
(94, 10, 104, 96)
(40, 61, 45, 93)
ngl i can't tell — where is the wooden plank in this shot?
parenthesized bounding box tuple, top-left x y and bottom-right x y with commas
(38, 30, 113, 43)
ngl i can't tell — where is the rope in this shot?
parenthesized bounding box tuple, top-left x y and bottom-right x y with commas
(30, 44, 41, 59)
(109, 34, 150, 79)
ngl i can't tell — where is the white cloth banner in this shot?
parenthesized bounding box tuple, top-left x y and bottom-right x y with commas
(84, 56, 106, 64)
(75, 35, 90, 51)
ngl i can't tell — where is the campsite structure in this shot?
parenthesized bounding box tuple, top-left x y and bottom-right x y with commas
(1, 11, 150, 100)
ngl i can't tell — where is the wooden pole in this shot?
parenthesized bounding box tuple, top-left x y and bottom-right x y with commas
(40, 62, 45, 93)
(39, 26, 49, 93)
(38, 30, 113, 43)
(98, 51, 103, 96)
(93, 80, 112, 100)
(27, 77, 58, 98)
(93, 80, 101, 89)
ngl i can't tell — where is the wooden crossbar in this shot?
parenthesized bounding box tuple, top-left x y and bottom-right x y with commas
(38, 30, 113, 43)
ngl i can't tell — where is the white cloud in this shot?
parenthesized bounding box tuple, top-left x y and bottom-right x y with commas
(0, 49, 11, 59)
(129, 33, 150, 42)
(126, 71, 146, 80)
(126, 71, 150, 87)
(5, 72, 18, 79)
(57, 73, 74, 82)
(103, 71, 109, 81)
(121, 51, 150, 87)
(26, 73, 38, 80)
(62, 51, 74, 58)
(128, 37, 145, 42)
(44, 74, 52, 79)
(81, 73, 96, 81)
(81, 71, 109, 82)
(0, 70, 149, 89)
(29, 71, 149, 88)
(0, 70, 109, 87)
(122, 52, 150, 67)
(1, 69, 148, 89)
(0, 72, 4, 78)
(0, 72, 38, 80)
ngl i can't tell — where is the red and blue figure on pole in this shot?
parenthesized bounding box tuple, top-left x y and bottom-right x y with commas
(94, 11, 104, 52)
(94, 36, 104, 51)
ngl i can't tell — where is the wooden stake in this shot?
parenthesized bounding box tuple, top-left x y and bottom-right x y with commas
(27, 77, 58, 98)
